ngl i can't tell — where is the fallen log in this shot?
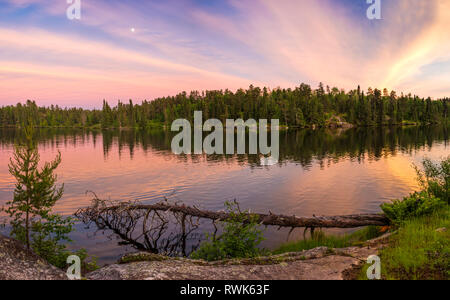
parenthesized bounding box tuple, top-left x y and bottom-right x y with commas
(76, 201, 390, 229)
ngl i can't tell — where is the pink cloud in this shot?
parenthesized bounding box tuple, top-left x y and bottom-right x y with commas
(1, 0, 449, 107)
(0, 27, 260, 106)
(192, 0, 450, 97)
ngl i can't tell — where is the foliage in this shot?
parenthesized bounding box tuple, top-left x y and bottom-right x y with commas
(190, 201, 265, 261)
(356, 158, 450, 280)
(70, 248, 99, 274)
(3, 125, 67, 250)
(0, 84, 448, 129)
(2, 124, 97, 271)
(381, 192, 446, 226)
(375, 208, 449, 280)
(29, 213, 74, 268)
(381, 157, 450, 225)
(415, 157, 450, 204)
(273, 226, 382, 254)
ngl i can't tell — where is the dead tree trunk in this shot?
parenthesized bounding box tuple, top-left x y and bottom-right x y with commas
(76, 201, 390, 229)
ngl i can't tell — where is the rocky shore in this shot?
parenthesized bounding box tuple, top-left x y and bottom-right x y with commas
(86, 246, 376, 280)
(0, 233, 390, 280)
(0, 234, 67, 280)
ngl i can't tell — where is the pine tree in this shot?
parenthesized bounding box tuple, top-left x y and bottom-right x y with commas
(3, 125, 71, 254)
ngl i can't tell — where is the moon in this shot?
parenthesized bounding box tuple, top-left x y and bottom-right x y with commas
(130, 28, 136, 33)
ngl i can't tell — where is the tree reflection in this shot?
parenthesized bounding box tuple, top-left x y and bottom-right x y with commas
(0, 125, 447, 168)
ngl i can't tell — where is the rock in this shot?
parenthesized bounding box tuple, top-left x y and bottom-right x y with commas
(326, 116, 354, 129)
(0, 234, 67, 280)
(88, 255, 356, 280)
(87, 241, 386, 281)
(364, 232, 393, 246)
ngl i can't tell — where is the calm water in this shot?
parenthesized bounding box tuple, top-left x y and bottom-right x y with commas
(0, 126, 448, 264)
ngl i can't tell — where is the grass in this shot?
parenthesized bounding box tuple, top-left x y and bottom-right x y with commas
(273, 209, 448, 281)
(272, 226, 383, 255)
(370, 207, 449, 280)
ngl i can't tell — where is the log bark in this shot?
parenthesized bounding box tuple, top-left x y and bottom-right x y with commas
(76, 202, 390, 229)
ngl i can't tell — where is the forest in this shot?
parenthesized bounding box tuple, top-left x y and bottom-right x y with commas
(0, 83, 448, 129)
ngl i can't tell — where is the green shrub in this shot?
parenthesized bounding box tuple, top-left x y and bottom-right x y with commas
(415, 157, 449, 204)
(29, 213, 75, 268)
(381, 191, 446, 225)
(190, 202, 265, 261)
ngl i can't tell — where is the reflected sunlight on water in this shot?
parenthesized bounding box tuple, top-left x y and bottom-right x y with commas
(0, 126, 448, 264)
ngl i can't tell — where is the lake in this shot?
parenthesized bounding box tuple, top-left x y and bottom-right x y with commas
(0, 125, 448, 264)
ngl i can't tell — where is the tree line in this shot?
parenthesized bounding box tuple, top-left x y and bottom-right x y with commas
(0, 83, 448, 129)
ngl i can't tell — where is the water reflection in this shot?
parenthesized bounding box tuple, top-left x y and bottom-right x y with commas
(75, 199, 205, 257)
(1, 125, 447, 166)
(0, 125, 448, 263)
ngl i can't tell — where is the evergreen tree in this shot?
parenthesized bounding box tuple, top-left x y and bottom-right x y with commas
(3, 125, 73, 262)
(0, 84, 448, 129)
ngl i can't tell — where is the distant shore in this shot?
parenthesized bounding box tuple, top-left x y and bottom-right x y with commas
(0, 120, 445, 131)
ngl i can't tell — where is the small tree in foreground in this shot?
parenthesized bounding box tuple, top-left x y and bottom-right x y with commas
(2, 125, 76, 268)
(191, 201, 265, 261)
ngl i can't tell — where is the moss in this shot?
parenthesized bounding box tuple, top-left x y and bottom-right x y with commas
(188, 250, 325, 267)
(197, 256, 286, 266)
(119, 253, 171, 264)
(326, 247, 336, 255)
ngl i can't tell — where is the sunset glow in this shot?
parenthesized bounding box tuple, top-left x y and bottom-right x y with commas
(1, 0, 449, 108)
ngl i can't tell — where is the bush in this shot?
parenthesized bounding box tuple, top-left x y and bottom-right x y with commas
(29, 213, 75, 268)
(190, 202, 265, 261)
(381, 192, 446, 225)
(415, 157, 449, 204)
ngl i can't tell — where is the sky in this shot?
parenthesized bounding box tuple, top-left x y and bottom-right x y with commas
(0, 0, 449, 108)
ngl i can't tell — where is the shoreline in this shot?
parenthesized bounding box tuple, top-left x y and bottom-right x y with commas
(1, 207, 447, 280)
(0, 121, 446, 131)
